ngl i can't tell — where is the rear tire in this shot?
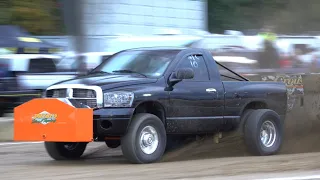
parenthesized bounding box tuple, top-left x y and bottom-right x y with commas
(244, 109, 283, 156)
(44, 142, 87, 160)
(121, 113, 166, 164)
(237, 109, 255, 133)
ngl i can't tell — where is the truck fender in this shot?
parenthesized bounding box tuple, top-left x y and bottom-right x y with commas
(239, 99, 268, 116)
(237, 100, 268, 133)
(126, 100, 167, 133)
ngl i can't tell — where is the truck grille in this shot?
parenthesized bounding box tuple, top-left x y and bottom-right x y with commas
(73, 88, 96, 98)
(46, 88, 98, 108)
(46, 89, 66, 98)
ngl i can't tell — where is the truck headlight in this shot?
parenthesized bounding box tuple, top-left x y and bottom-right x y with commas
(103, 91, 134, 107)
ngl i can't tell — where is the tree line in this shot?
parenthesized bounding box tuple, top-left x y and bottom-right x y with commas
(0, 0, 319, 35)
(208, 0, 320, 35)
(0, 0, 64, 35)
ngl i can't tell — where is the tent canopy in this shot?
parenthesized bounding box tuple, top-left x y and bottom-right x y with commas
(0, 25, 63, 54)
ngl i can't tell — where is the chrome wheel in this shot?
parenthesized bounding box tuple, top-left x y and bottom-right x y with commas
(139, 126, 159, 155)
(260, 120, 277, 148)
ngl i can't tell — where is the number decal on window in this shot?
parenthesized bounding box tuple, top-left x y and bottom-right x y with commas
(188, 55, 199, 68)
(190, 60, 198, 68)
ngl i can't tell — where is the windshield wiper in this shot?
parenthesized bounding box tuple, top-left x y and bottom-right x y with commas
(112, 70, 147, 77)
(88, 71, 110, 75)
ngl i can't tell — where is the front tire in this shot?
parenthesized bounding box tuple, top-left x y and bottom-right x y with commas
(244, 109, 283, 156)
(105, 140, 120, 148)
(44, 142, 87, 160)
(121, 113, 166, 164)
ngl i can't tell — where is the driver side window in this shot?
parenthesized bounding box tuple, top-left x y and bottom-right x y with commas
(176, 54, 209, 81)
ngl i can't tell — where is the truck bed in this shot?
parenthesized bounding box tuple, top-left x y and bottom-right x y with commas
(222, 81, 287, 118)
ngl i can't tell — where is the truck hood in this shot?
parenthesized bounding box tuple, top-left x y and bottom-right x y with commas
(52, 74, 158, 90)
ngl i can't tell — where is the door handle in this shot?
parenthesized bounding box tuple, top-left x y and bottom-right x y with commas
(206, 88, 217, 93)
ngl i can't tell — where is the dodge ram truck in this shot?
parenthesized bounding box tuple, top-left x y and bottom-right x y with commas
(13, 47, 287, 164)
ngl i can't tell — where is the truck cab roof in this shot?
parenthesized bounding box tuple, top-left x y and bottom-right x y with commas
(121, 46, 189, 51)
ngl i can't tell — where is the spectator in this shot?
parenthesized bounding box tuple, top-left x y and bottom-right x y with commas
(71, 55, 87, 74)
(258, 40, 280, 69)
(310, 55, 320, 72)
(279, 52, 292, 68)
(77, 55, 87, 75)
(292, 49, 303, 68)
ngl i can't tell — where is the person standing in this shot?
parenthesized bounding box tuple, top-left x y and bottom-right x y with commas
(258, 39, 280, 69)
(257, 26, 280, 69)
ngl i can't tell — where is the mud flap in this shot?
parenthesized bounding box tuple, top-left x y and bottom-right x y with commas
(14, 98, 93, 142)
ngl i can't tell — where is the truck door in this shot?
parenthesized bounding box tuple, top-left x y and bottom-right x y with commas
(167, 53, 225, 134)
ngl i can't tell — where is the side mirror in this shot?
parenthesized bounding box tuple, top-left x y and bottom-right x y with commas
(167, 68, 194, 88)
(175, 68, 194, 80)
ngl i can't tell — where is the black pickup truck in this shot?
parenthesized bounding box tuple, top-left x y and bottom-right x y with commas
(43, 47, 287, 164)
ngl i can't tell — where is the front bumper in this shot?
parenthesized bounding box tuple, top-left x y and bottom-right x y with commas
(93, 108, 134, 137)
(13, 98, 134, 142)
(14, 98, 93, 142)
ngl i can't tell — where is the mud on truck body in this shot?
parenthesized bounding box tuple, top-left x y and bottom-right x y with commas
(14, 47, 287, 164)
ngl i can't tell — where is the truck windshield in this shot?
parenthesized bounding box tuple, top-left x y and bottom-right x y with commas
(91, 50, 180, 77)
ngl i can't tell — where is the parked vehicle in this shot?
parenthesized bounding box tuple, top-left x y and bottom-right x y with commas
(57, 51, 115, 71)
(211, 46, 259, 71)
(14, 47, 287, 164)
(0, 54, 77, 115)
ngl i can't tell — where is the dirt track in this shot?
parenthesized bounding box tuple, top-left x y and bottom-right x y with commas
(1, 142, 320, 180)
(2, 93, 320, 179)
(2, 111, 320, 180)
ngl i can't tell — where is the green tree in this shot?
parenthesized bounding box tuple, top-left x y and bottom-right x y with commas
(0, 0, 64, 35)
(274, 0, 320, 34)
(207, 0, 319, 34)
(0, 0, 11, 24)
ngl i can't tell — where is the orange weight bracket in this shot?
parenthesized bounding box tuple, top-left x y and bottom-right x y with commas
(14, 98, 93, 142)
